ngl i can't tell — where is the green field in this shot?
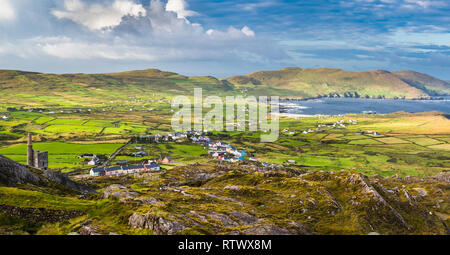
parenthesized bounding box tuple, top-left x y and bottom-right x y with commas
(0, 68, 449, 235)
(0, 142, 123, 171)
(119, 143, 208, 165)
(0, 96, 449, 178)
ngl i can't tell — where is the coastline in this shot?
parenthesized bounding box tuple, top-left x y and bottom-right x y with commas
(280, 95, 449, 102)
(278, 96, 450, 117)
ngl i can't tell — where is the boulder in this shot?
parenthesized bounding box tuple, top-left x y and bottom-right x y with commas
(129, 213, 186, 235)
(103, 184, 139, 202)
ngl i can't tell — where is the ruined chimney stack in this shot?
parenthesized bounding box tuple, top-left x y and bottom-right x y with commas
(27, 133, 34, 167)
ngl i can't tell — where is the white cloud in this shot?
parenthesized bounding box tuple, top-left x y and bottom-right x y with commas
(9, 0, 267, 63)
(241, 26, 255, 37)
(389, 29, 450, 47)
(206, 26, 256, 39)
(237, 1, 278, 11)
(165, 0, 198, 19)
(36, 37, 157, 60)
(0, 0, 15, 21)
(0, 0, 285, 74)
(403, 0, 447, 9)
(52, 0, 147, 30)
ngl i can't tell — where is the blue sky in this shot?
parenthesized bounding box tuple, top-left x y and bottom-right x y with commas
(0, 0, 449, 79)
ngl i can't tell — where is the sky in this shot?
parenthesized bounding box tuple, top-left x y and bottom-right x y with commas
(0, 0, 449, 79)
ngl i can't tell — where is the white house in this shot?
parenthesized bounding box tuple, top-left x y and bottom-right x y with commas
(88, 157, 100, 166)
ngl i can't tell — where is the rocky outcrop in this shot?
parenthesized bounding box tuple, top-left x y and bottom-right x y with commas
(0, 154, 95, 194)
(129, 213, 186, 235)
(42, 169, 95, 194)
(347, 173, 412, 231)
(78, 220, 101, 235)
(103, 184, 138, 202)
(433, 172, 450, 183)
(0, 155, 43, 185)
(242, 225, 292, 235)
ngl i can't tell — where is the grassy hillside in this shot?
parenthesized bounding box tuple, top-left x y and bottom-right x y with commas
(225, 67, 450, 99)
(0, 69, 235, 111)
(393, 70, 450, 96)
(1, 164, 448, 235)
(0, 67, 449, 110)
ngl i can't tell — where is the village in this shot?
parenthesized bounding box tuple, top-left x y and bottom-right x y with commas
(84, 117, 378, 178)
(0, 110, 382, 179)
(87, 130, 256, 177)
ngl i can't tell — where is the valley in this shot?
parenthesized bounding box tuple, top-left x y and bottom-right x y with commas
(0, 68, 449, 235)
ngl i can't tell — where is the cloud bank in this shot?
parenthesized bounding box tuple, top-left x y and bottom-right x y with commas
(52, 0, 147, 30)
(39, 0, 266, 62)
(165, 0, 198, 19)
(0, 0, 282, 76)
(0, 0, 15, 21)
(0, 0, 448, 79)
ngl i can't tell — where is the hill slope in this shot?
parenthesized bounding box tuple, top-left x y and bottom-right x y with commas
(0, 154, 95, 194)
(0, 67, 449, 110)
(2, 162, 448, 235)
(393, 70, 450, 96)
(224, 67, 450, 99)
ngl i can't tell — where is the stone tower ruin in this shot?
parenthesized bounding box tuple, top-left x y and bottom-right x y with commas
(27, 133, 48, 170)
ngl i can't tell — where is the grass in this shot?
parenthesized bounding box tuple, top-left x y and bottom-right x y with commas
(349, 139, 383, 145)
(0, 101, 448, 178)
(0, 187, 95, 211)
(39, 125, 103, 134)
(0, 70, 449, 235)
(407, 137, 443, 146)
(375, 137, 410, 144)
(428, 144, 450, 151)
(0, 142, 123, 170)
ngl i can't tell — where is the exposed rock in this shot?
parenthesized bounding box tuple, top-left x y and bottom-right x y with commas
(288, 222, 315, 235)
(433, 172, 450, 183)
(404, 190, 415, 204)
(204, 212, 239, 227)
(229, 210, 258, 225)
(224, 185, 240, 190)
(79, 222, 100, 235)
(347, 173, 412, 231)
(129, 213, 186, 235)
(134, 197, 160, 204)
(103, 184, 138, 202)
(0, 154, 44, 185)
(242, 225, 292, 235)
(187, 211, 208, 223)
(42, 169, 95, 194)
(414, 188, 427, 197)
(0, 154, 95, 194)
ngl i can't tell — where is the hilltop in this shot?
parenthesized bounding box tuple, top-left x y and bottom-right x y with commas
(225, 67, 450, 99)
(1, 161, 448, 235)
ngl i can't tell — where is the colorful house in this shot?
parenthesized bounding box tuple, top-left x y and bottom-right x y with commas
(161, 157, 172, 164)
(90, 168, 105, 177)
(144, 162, 161, 171)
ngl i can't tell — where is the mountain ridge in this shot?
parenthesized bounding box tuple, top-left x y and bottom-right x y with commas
(0, 67, 449, 102)
(223, 67, 450, 99)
